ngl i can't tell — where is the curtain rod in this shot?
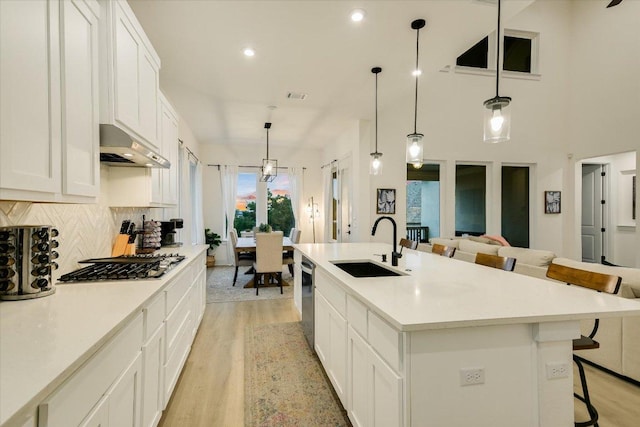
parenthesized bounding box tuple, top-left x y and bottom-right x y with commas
(207, 164, 306, 171)
(178, 139, 200, 163)
(320, 159, 337, 169)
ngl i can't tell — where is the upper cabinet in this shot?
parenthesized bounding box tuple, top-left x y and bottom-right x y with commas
(0, 0, 100, 203)
(155, 93, 179, 206)
(99, 0, 160, 150)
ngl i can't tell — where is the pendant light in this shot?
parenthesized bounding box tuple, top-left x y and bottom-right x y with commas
(260, 122, 277, 182)
(370, 67, 383, 175)
(483, 0, 511, 143)
(406, 19, 426, 168)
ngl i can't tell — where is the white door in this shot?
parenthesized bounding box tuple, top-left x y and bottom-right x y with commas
(581, 164, 604, 263)
(338, 156, 353, 242)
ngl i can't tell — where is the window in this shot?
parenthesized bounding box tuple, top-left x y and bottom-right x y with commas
(267, 174, 294, 233)
(501, 166, 530, 247)
(456, 37, 489, 69)
(455, 165, 486, 236)
(232, 172, 295, 235)
(455, 31, 538, 74)
(234, 172, 257, 233)
(406, 164, 440, 241)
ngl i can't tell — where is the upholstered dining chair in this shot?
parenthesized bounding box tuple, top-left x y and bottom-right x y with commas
(546, 262, 621, 427)
(283, 228, 301, 276)
(230, 229, 254, 286)
(254, 231, 284, 295)
(432, 243, 456, 258)
(474, 252, 517, 272)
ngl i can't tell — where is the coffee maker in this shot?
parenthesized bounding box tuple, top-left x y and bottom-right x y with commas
(160, 218, 183, 247)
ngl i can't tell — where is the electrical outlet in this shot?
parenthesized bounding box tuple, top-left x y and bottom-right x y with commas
(546, 362, 570, 379)
(460, 368, 485, 386)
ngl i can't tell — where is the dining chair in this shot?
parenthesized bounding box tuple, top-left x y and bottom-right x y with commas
(546, 262, 621, 427)
(254, 231, 284, 295)
(432, 243, 456, 258)
(230, 229, 254, 286)
(283, 228, 301, 276)
(474, 252, 516, 272)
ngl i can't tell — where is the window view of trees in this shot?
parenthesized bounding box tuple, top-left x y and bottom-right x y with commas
(233, 173, 294, 234)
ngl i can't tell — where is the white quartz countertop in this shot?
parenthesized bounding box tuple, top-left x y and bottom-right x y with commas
(0, 245, 208, 427)
(295, 243, 640, 332)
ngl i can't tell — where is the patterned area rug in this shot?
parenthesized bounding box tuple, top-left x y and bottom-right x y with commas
(245, 322, 351, 427)
(206, 266, 293, 303)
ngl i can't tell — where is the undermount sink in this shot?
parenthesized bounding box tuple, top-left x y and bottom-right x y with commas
(331, 260, 405, 278)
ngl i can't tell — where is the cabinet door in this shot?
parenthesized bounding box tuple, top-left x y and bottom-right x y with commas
(370, 349, 402, 427)
(142, 325, 164, 427)
(108, 352, 142, 427)
(61, 0, 99, 197)
(113, 2, 140, 133)
(79, 396, 109, 427)
(314, 292, 330, 365)
(138, 51, 159, 147)
(347, 326, 369, 427)
(0, 0, 61, 193)
(327, 300, 347, 405)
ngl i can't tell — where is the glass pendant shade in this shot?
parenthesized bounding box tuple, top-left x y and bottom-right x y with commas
(370, 152, 383, 175)
(260, 158, 277, 182)
(483, 96, 511, 143)
(406, 132, 424, 165)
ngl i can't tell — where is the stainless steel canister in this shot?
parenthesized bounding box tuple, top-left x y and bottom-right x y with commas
(0, 225, 59, 300)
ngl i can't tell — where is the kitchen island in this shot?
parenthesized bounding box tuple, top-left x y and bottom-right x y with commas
(295, 243, 640, 427)
(0, 245, 208, 427)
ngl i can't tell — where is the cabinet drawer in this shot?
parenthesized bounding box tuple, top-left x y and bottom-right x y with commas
(165, 270, 190, 315)
(38, 313, 143, 427)
(368, 311, 403, 372)
(144, 291, 165, 340)
(316, 269, 346, 316)
(165, 289, 192, 362)
(347, 295, 368, 340)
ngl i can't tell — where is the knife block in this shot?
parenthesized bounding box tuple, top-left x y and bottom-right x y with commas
(111, 234, 130, 257)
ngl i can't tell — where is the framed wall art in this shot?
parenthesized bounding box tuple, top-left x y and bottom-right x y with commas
(376, 188, 396, 214)
(544, 191, 561, 214)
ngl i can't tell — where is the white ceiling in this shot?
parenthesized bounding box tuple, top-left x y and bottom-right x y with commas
(128, 0, 534, 148)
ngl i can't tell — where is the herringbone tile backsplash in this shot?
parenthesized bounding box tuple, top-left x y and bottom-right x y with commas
(0, 201, 163, 280)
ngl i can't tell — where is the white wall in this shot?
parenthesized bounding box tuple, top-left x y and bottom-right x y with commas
(200, 142, 323, 265)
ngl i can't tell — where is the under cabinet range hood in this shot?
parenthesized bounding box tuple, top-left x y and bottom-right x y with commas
(99, 124, 169, 168)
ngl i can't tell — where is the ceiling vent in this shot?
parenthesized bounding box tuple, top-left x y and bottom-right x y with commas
(286, 92, 307, 100)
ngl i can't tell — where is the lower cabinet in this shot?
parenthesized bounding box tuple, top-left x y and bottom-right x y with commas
(315, 291, 347, 406)
(141, 324, 165, 427)
(37, 254, 206, 427)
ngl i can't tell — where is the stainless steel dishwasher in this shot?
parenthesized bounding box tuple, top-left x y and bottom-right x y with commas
(301, 257, 315, 351)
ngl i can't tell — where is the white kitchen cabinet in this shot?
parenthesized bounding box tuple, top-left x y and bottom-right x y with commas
(79, 396, 109, 427)
(315, 291, 347, 406)
(100, 0, 160, 150)
(141, 324, 165, 427)
(0, 0, 99, 202)
(347, 326, 403, 427)
(151, 94, 179, 206)
(107, 352, 142, 427)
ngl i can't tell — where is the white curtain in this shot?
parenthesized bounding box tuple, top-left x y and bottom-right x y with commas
(220, 165, 238, 261)
(322, 164, 333, 242)
(288, 167, 303, 232)
(193, 160, 205, 245)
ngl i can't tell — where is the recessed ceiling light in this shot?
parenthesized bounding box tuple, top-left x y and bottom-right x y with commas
(350, 9, 365, 22)
(123, 153, 133, 157)
(145, 163, 153, 167)
(412, 69, 422, 76)
(243, 47, 255, 57)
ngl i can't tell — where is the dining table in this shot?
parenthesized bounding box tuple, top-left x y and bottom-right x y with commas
(235, 236, 295, 288)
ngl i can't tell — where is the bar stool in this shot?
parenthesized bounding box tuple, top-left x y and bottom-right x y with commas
(546, 262, 622, 427)
(432, 243, 456, 258)
(474, 252, 516, 272)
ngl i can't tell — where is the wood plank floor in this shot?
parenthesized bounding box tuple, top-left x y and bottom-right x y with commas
(159, 298, 640, 427)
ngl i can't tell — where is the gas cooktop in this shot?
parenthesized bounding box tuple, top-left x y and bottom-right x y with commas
(59, 253, 186, 283)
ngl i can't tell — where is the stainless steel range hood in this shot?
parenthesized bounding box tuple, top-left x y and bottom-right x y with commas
(99, 124, 169, 168)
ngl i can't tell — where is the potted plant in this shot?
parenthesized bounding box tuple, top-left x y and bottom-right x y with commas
(258, 223, 272, 233)
(205, 228, 221, 268)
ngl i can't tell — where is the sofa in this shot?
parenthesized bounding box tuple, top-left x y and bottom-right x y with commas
(418, 237, 640, 383)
